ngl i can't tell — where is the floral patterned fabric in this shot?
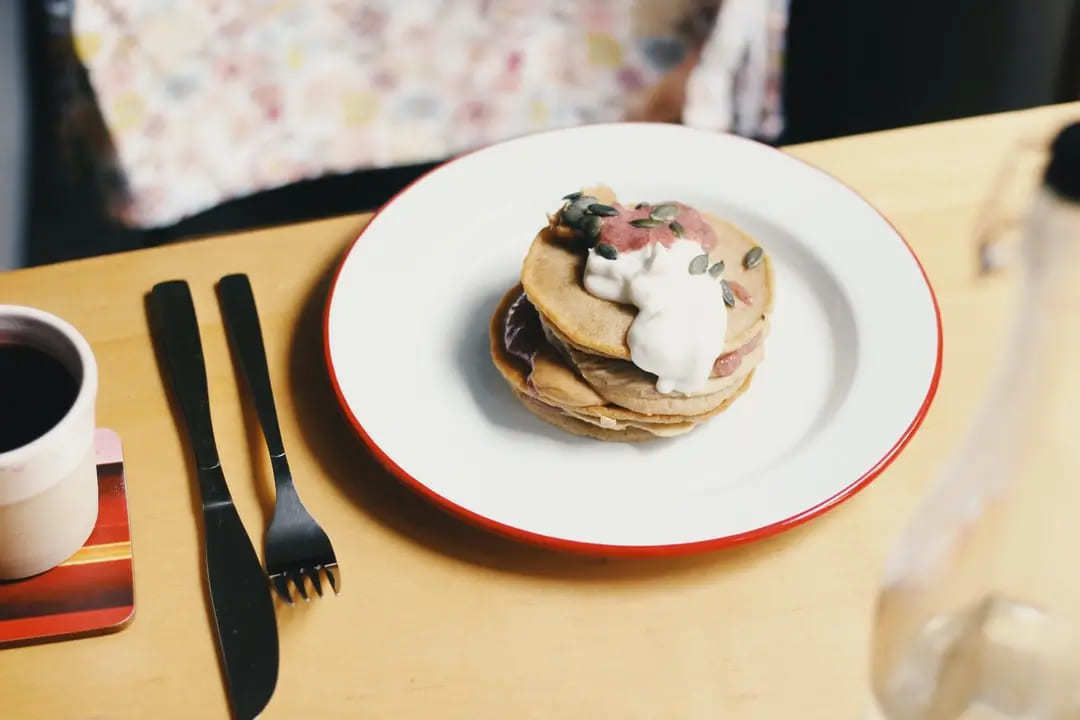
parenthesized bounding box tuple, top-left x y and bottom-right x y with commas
(73, 0, 788, 227)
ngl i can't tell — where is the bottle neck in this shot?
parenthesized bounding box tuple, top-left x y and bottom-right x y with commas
(1022, 186, 1080, 309)
(883, 184, 1080, 587)
(1009, 186, 1080, 437)
(976, 186, 1080, 480)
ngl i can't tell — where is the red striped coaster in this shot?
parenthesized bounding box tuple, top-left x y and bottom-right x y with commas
(0, 429, 134, 645)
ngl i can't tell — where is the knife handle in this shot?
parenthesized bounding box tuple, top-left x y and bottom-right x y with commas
(217, 274, 285, 460)
(149, 280, 230, 505)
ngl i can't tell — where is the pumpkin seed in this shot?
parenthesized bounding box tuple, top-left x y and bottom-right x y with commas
(635, 202, 650, 209)
(669, 220, 685, 238)
(585, 215, 604, 240)
(562, 195, 597, 228)
(630, 218, 662, 228)
(586, 203, 618, 217)
(562, 191, 583, 201)
(561, 207, 584, 227)
(720, 280, 735, 307)
(743, 246, 764, 269)
(708, 261, 725, 278)
(650, 203, 679, 221)
(688, 254, 709, 275)
(595, 243, 618, 260)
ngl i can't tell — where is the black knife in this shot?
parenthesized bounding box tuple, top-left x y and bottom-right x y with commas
(149, 280, 278, 720)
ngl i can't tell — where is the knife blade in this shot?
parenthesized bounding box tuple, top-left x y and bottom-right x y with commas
(149, 280, 278, 720)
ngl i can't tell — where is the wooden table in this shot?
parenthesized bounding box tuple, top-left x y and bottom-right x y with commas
(2, 103, 1078, 718)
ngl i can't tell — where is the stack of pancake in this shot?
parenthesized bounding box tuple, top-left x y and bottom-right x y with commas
(490, 187, 774, 441)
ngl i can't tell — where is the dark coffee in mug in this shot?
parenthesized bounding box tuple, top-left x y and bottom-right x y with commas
(0, 342, 80, 452)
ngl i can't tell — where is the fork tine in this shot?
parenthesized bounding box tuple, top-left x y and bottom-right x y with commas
(323, 564, 340, 595)
(307, 567, 323, 597)
(292, 571, 310, 602)
(271, 573, 293, 606)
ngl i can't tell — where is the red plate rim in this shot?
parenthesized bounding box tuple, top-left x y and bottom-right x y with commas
(322, 125, 944, 557)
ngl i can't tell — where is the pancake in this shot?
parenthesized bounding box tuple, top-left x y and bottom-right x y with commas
(567, 342, 763, 417)
(514, 381, 755, 441)
(559, 370, 754, 430)
(528, 313, 757, 420)
(522, 210, 774, 361)
(513, 390, 660, 442)
(490, 285, 756, 438)
(538, 308, 767, 410)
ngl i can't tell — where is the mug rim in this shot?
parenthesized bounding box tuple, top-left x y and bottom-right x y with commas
(0, 304, 99, 463)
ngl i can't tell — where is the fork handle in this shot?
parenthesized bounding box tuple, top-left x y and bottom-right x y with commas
(218, 274, 287, 462)
(149, 281, 230, 506)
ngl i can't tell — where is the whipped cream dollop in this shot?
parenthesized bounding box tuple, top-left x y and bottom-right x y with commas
(584, 237, 728, 395)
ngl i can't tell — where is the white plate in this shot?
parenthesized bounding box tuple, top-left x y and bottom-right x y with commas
(324, 124, 941, 555)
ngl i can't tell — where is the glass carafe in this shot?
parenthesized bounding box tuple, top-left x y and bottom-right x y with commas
(872, 123, 1080, 718)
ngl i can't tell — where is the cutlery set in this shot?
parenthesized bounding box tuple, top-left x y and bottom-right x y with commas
(149, 275, 339, 719)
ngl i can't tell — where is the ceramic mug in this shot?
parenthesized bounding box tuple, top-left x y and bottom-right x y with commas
(0, 305, 99, 579)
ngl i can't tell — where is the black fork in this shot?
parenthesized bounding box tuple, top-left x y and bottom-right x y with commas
(218, 273, 340, 604)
